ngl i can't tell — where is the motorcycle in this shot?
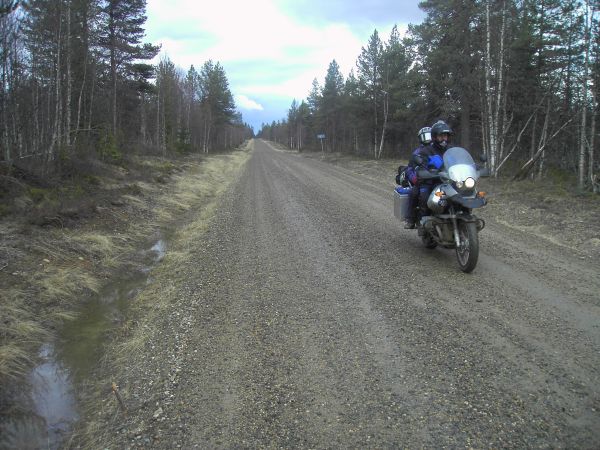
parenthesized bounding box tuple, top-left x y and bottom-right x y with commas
(394, 147, 489, 273)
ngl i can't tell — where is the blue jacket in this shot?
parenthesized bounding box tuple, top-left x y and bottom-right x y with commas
(405, 143, 445, 184)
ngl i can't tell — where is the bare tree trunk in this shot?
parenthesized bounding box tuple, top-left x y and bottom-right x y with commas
(156, 91, 160, 150)
(33, 60, 40, 157)
(589, 89, 597, 186)
(87, 65, 95, 131)
(495, 1, 506, 167)
(373, 93, 378, 158)
(485, 0, 506, 176)
(47, 9, 63, 175)
(75, 60, 87, 145)
(109, 2, 117, 138)
(378, 92, 388, 159)
(65, 0, 71, 147)
(579, 0, 592, 189)
(1, 23, 9, 164)
(75, 1, 89, 147)
(206, 124, 211, 153)
(161, 90, 166, 156)
(484, 0, 496, 172)
(140, 92, 146, 145)
(203, 117, 207, 153)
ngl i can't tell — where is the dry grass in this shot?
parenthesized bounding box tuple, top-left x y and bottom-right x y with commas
(36, 268, 101, 303)
(0, 292, 49, 383)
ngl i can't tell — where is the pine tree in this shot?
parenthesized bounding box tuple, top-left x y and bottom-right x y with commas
(413, 0, 482, 148)
(357, 29, 383, 157)
(199, 60, 235, 152)
(321, 60, 344, 151)
(381, 25, 412, 155)
(99, 0, 159, 139)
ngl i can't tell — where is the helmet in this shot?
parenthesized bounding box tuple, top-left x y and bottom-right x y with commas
(417, 127, 432, 145)
(430, 120, 453, 138)
(430, 120, 453, 149)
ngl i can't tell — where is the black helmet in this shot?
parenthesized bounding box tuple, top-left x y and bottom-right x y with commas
(430, 120, 453, 138)
(417, 127, 432, 145)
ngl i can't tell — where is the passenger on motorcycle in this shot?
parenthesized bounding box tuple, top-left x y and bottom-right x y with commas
(403, 120, 453, 229)
(399, 127, 431, 228)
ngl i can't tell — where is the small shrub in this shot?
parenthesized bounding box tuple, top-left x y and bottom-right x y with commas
(0, 203, 10, 217)
(28, 187, 52, 203)
(83, 174, 101, 186)
(98, 132, 121, 162)
(126, 183, 143, 196)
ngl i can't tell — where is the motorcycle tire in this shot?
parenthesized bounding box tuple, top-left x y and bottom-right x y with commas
(456, 221, 479, 273)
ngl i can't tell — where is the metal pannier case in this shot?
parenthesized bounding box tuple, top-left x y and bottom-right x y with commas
(394, 186, 411, 220)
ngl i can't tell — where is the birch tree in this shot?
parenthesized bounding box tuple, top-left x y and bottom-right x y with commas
(483, 0, 508, 176)
(357, 30, 383, 158)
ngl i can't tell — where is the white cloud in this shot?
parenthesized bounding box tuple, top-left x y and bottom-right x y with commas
(146, 0, 365, 97)
(145, 0, 413, 130)
(235, 95, 264, 111)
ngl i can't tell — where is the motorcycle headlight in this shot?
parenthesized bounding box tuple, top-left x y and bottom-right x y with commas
(456, 181, 464, 189)
(465, 177, 475, 189)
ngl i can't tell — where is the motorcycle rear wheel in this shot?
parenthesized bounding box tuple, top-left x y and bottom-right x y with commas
(456, 221, 479, 273)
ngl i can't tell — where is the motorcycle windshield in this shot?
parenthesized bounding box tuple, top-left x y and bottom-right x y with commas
(444, 147, 478, 182)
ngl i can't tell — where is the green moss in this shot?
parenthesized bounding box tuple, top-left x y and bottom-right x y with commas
(0, 203, 10, 217)
(83, 174, 101, 186)
(28, 187, 52, 203)
(126, 183, 143, 196)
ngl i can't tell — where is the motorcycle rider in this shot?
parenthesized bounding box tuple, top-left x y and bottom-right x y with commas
(403, 120, 453, 229)
(401, 127, 431, 228)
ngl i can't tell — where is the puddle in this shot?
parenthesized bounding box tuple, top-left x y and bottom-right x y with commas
(151, 239, 167, 261)
(30, 344, 78, 447)
(0, 233, 169, 449)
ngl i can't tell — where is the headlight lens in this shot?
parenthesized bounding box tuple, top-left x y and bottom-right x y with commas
(456, 181, 464, 189)
(465, 177, 476, 189)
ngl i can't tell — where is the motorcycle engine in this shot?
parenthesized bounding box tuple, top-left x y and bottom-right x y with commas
(427, 187, 447, 214)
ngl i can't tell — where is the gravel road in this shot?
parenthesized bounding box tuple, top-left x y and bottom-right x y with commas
(105, 139, 600, 448)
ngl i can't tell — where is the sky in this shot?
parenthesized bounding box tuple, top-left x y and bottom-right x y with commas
(145, 0, 426, 133)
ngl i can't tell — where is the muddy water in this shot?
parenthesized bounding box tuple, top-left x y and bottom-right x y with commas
(0, 235, 168, 450)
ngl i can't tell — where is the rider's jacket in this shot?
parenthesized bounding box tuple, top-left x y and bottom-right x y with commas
(406, 142, 446, 185)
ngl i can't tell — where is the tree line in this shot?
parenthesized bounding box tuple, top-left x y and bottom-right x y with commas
(0, 0, 253, 178)
(259, 0, 599, 190)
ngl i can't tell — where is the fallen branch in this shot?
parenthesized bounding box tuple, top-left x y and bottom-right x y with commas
(111, 382, 127, 416)
(513, 117, 574, 181)
(496, 91, 551, 175)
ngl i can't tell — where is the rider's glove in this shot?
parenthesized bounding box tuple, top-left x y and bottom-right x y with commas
(428, 154, 443, 170)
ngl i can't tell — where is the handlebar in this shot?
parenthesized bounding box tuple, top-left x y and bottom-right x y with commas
(417, 169, 444, 180)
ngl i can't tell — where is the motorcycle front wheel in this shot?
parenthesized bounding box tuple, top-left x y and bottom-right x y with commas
(456, 221, 479, 273)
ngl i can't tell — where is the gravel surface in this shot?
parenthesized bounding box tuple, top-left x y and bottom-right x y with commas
(90, 139, 600, 448)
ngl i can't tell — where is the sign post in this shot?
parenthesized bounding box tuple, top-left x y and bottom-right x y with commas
(317, 134, 325, 152)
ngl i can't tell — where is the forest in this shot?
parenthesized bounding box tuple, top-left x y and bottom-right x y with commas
(0, 0, 253, 180)
(259, 0, 600, 191)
